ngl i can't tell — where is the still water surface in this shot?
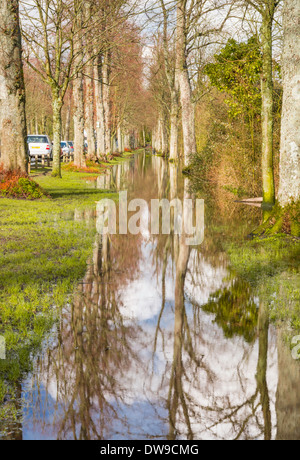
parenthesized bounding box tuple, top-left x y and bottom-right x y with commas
(9, 153, 300, 440)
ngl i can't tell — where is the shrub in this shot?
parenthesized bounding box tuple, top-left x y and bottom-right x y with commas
(0, 166, 46, 200)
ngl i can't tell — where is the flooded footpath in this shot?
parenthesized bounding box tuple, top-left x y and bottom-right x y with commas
(2, 152, 300, 440)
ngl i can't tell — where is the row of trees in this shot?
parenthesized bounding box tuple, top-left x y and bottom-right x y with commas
(0, 0, 299, 213)
(0, 0, 148, 178)
(148, 0, 299, 212)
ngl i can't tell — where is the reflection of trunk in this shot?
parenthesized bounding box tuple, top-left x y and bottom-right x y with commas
(48, 228, 137, 439)
(278, 0, 300, 206)
(276, 329, 300, 440)
(5, 381, 23, 440)
(176, 2, 197, 166)
(0, 0, 28, 173)
(256, 301, 271, 440)
(168, 232, 191, 440)
(168, 178, 192, 439)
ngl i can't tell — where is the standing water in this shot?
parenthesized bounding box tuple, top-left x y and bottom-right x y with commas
(3, 153, 300, 440)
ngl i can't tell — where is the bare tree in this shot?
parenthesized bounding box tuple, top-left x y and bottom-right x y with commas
(20, 0, 99, 176)
(242, 0, 281, 208)
(160, 0, 180, 161)
(73, 0, 86, 168)
(0, 0, 28, 173)
(84, 2, 96, 160)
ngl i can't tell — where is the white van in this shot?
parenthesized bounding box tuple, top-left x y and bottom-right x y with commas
(27, 135, 53, 159)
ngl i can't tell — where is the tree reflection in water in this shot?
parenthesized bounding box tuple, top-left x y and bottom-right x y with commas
(18, 154, 300, 440)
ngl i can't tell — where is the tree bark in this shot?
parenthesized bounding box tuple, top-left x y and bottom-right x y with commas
(117, 125, 123, 153)
(84, 3, 96, 160)
(261, 12, 275, 206)
(169, 87, 180, 161)
(103, 50, 111, 156)
(84, 62, 96, 159)
(73, 40, 86, 167)
(0, 0, 28, 173)
(73, 70, 86, 167)
(160, 113, 168, 155)
(176, 2, 197, 166)
(278, 0, 300, 206)
(94, 54, 106, 157)
(51, 93, 63, 177)
(124, 132, 130, 150)
(65, 97, 71, 141)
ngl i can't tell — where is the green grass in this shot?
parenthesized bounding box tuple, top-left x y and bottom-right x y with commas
(226, 235, 300, 330)
(0, 166, 122, 435)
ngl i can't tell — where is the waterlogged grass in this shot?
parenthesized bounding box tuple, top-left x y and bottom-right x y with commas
(226, 235, 300, 330)
(0, 167, 120, 436)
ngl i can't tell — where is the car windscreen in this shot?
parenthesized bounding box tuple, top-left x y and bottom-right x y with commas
(68, 142, 74, 147)
(27, 136, 48, 144)
(61, 142, 67, 147)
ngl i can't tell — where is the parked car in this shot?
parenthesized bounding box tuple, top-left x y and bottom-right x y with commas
(60, 141, 71, 157)
(67, 141, 74, 155)
(27, 135, 53, 159)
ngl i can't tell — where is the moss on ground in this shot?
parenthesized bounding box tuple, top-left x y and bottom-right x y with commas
(251, 201, 300, 238)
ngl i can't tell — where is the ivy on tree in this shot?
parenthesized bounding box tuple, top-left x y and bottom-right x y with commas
(205, 37, 263, 119)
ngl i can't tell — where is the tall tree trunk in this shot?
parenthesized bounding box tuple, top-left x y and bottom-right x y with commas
(169, 87, 180, 161)
(94, 54, 106, 157)
(51, 93, 63, 177)
(35, 115, 39, 134)
(65, 99, 71, 141)
(73, 6, 86, 168)
(261, 12, 275, 207)
(0, 0, 28, 173)
(278, 0, 300, 206)
(160, 113, 168, 155)
(84, 3, 96, 159)
(117, 125, 123, 153)
(103, 51, 111, 156)
(176, 2, 197, 166)
(73, 16, 85, 167)
(84, 63, 96, 159)
(124, 132, 130, 150)
(156, 119, 161, 152)
(73, 70, 86, 167)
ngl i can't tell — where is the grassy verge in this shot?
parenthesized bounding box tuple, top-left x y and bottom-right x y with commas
(0, 165, 121, 436)
(226, 235, 300, 331)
